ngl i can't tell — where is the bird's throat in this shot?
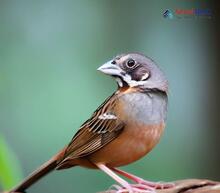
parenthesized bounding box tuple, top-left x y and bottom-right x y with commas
(114, 76, 129, 89)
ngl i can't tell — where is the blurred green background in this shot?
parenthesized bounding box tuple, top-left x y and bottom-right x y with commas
(0, 0, 220, 193)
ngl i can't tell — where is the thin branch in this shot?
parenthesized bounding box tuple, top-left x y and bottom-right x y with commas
(99, 179, 220, 193)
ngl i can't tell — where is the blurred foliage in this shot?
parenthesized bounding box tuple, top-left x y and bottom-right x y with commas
(0, 134, 23, 191)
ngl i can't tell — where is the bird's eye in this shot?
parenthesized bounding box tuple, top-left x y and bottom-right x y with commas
(126, 59, 136, 68)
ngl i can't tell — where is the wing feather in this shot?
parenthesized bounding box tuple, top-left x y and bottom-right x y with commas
(57, 92, 124, 165)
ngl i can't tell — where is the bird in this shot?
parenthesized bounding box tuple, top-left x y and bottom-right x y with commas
(9, 52, 170, 193)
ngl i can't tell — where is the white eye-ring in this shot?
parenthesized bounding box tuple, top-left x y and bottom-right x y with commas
(141, 72, 150, 81)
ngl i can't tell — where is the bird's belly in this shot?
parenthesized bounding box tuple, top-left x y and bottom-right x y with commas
(88, 122, 165, 167)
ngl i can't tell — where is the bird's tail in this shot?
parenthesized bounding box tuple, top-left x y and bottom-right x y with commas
(9, 149, 65, 193)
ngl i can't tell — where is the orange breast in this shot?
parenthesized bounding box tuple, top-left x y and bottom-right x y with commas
(87, 121, 165, 168)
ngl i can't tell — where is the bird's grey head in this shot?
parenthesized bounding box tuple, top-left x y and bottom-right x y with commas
(98, 53, 168, 92)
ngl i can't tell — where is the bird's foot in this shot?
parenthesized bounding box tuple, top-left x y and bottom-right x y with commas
(136, 178, 175, 190)
(111, 168, 175, 190)
(110, 183, 156, 193)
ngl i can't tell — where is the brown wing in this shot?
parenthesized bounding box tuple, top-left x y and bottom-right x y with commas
(58, 92, 124, 164)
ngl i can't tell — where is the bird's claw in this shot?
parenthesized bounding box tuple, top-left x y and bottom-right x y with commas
(110, 183, 156, 193)
(137, 179, 175, 189)
(109, 180, 175, 192)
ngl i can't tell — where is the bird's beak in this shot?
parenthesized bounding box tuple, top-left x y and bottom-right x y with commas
(97, 60, 122, 77)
